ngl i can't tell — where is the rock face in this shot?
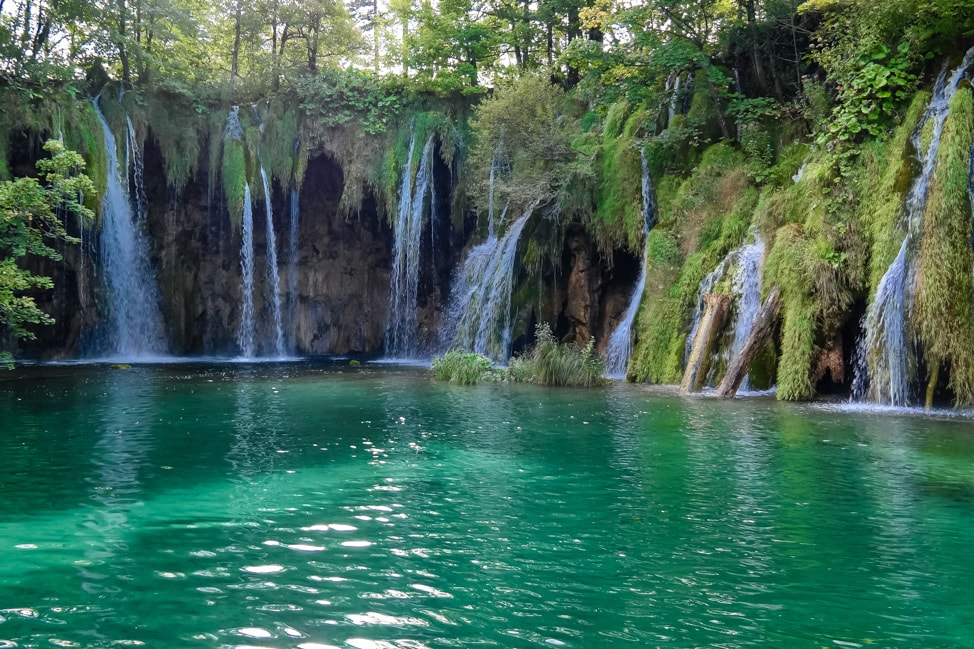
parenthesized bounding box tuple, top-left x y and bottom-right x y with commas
(564, 227, 602, 343)
(291, 155, 392, 355)
(142, 147, 395, 356)
(17, 135, 623, 361)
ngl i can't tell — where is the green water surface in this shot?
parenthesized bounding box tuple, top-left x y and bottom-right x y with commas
(1, 362, 973, 648)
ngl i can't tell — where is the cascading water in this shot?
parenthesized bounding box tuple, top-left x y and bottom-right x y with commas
(442, 207, 533, 362)
(855, 46, 974, 405)
(125, 117, 147, 220)
(605, 151, 658, 378)
(685, 256, 734, 368)
(726, 236, 766, 391)
(683, 234, 766, 388)
(288, 186, 300, 353)
(385, 132, 435, 359)
(260, 167, 285, 357)
(236, 183, 256, 358)
(92, 98, 166, 358)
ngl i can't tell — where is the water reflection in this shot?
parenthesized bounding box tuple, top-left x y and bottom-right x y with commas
(76, 371, 158, 646)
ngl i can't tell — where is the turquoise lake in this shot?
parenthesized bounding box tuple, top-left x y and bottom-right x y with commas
(1, 362, 973, 648)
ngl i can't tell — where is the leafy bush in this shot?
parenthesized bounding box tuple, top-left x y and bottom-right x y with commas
(1, 141, 94, 368)
(431, 351, 500, 385)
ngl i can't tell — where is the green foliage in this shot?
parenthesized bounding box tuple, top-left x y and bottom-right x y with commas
(296, 71, 406, 136)
(431, 351, 502, 384)
(912, 87, 974, 406)
(0, 119, 9, 182)
(433, 323, 607, 388)
(1, 141, 93, 367)
(799, 0, 969, 174)
(737, 121, 775, 183)
(468, 74, 573, 215)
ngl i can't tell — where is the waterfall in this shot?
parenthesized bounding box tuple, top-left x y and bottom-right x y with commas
(288, 186, 300, 353)
(260, 167, 285, 357)
(605, 152, 658, 378)
(125, 116, 147, 222)
(237, 183, 256, 358)
(385, 132, 435, 359)
(442, 207, 533, 362)
(726, 236, 766, 391)
(855, 46, 974, 405)
(683, 234, 766, 388)
(685, 256, 734, 368)
(92, 98, 166, 358)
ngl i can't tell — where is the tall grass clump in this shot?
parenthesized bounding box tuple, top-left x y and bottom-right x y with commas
(431, 351, 501, 385)
(524, 323, 607, 387)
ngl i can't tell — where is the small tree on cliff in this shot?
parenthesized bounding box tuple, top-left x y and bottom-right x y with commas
(0, 140, 94, 368)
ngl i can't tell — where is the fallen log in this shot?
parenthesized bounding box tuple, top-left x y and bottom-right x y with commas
(680, 293, 731, 394)
(716, 286, 782, 398)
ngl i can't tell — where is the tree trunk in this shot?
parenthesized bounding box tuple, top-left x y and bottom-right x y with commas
(373, 0, 380, 73)
(717, 286, 781, 398)
(230, 2, 242, 88)
(705, 73, 732, 140)
(680, 293, 731, 394)
(117, 0, 131, 83)
(925, 362, 940, 411)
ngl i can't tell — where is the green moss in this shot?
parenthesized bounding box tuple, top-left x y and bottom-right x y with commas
(629, 267, 686, 384)
(665, 143, 751, 257)
(857, 91, 930, 295)
(646, 227, 682, 267)
(63, 103, 108, 218)
(764, 225, 817, 401)
(145, 89, 204, 190)
(763, 220, 854, 401)
(222, 138, 247, 230)
(260, 102, 300, 188)
(913, 87, 974, 406)
(768, 142, 810, 187)
(593, 102, 646, 252)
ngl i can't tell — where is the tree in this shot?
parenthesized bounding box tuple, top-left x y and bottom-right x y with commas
(406, 0, 499, 89)
(0, 140, 93, 368)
